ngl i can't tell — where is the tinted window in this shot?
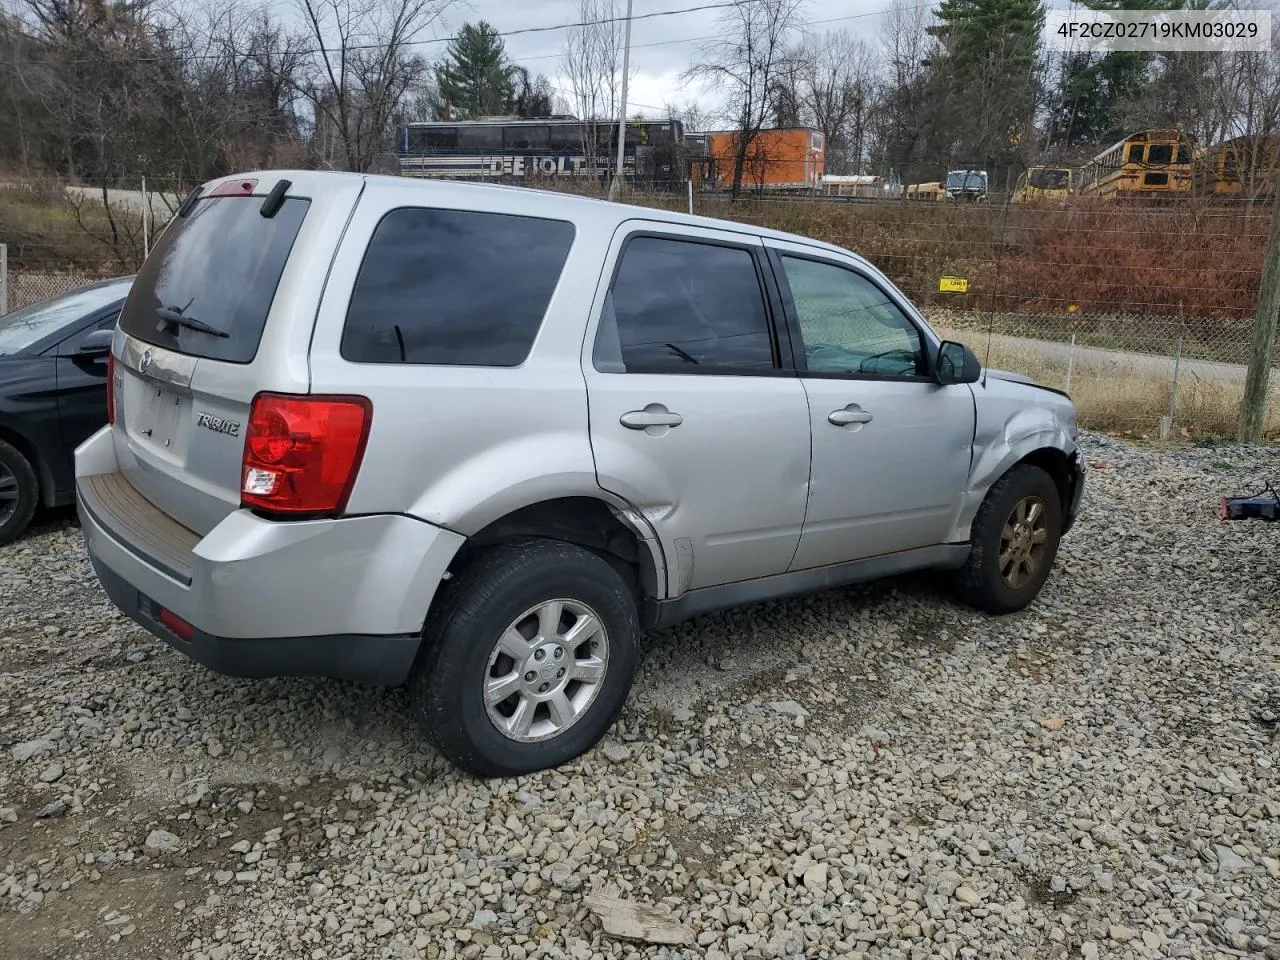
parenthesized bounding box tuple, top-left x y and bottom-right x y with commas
(0, 279, 129, 356)
(597, 237, 775, 373)
(781, 256, 924, 378)
(118, 196, 309, 364)
(1147, 144, 1173, 164)
(458, 127, 501, 151)
(342, 208, 574, 366)
(550, 126, 582, 151)
(410, 127, 457, 151)
(1127, 144, 1145, 164)
(506, 125, 549, 149)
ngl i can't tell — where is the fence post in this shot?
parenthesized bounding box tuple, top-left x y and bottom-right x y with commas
(1065, 334, 1076, 395)
(0, 242, 7, 316)
(1240, 198, 1280, 441)
(687, 179, 693, 216)
(1162, 335, 1183, 440)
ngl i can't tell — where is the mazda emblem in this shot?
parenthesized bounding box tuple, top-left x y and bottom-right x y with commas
(139, 349, 153, 374)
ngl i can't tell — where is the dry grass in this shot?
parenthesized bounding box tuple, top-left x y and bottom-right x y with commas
(0, 176, 149, 273)
(936, 325, 1280, 438)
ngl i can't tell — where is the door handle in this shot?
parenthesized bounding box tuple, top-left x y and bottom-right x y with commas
(620, 406, 683, 430)
(828, 405, 873, 426)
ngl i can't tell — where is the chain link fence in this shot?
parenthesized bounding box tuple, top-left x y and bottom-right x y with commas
(3, 174, 1279, 438)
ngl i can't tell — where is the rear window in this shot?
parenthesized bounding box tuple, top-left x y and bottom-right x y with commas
(118, 195, 310, 364)
(341, 207, 575, 366)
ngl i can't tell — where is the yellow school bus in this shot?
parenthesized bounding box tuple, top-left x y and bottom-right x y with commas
(1079, 129, 1196, 199)
(1013, 166, 1073, 202)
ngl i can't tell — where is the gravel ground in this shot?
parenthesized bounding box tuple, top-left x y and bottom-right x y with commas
(2, 433, 1278, 960)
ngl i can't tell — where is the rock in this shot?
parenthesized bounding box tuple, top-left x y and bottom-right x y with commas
(955, 886, 983, 907)
(11, 739, 56, 761)
(1081, 942, 1100, 960)
(372, 918, 394, 937)
(802, 862, 828, 892)
(36, 800, 66, 819)
(0, 807, 17, 823)
(1109, 925, 1136, 943)
(766, 700, 810, 719)
(39, 763, 63, 783)
(146, 830, 182, 854)
(1215, 845, 1249, 876)
(1038, 716, 1066, 731)
(603, 743, 630, 762)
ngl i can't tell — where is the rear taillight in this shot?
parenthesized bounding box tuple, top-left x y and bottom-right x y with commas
(106, 353, 116, 424)
(240, 393, 372, 516)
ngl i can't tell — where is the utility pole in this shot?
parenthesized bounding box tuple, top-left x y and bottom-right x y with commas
(1239, 198, 1280, 442)
(608, 0, 634, 202)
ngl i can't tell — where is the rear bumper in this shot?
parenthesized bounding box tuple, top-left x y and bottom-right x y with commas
(75, 427, 465, 686)
(90, 557, 420, 686)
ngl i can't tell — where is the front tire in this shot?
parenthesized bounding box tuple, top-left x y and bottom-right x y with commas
(956, 464, 1062, 614)
(409, 540, 640, 778)
(0, 439, 38, 547)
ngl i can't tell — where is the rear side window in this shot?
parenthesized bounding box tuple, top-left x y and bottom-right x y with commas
(594, 236, 775, 374)
(118, 196, 310, 364)
(342, 208, 574, 366)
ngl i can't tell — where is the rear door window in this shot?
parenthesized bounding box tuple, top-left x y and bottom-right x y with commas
(117, 196, 310, 364)
(594, 235, 776, 374)
(341, 208, 575, 366)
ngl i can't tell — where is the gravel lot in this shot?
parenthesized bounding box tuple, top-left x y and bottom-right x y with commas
(2, 434, 1278, 960)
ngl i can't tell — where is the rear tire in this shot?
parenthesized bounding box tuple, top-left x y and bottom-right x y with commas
(0, 439, 38, 547)
(956, 464, 1062, 614)
(409, 540, 640, 778)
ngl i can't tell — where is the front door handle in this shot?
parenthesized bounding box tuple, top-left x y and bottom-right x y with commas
(620, 406, 684, 430)
(829, 405, 873, 426)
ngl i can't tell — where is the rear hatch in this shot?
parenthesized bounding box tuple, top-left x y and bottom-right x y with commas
(111, 172, 364, 535)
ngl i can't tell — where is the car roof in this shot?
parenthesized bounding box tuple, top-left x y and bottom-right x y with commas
(211, 170, 862, 265)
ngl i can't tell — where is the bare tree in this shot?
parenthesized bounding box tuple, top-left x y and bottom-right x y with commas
(683, 0, 804, 198)
(799, 29, 881, 174)
(295, 0, 453, 172)
(561, 0, 626, 178)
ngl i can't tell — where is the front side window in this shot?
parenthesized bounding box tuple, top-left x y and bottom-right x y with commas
(342, 208, 574, 366)
(595, 236, 775, 374)
(780, 256, 925, 378)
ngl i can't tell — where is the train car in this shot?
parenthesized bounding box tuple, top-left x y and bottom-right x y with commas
(397, 116, 686, 188)
(1192, 135, 1280, 201)
(1078, 129, 1197, 199)
(1013, 166, 1073, 203)
(700, 127, 826, 191)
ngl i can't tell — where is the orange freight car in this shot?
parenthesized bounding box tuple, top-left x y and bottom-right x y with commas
(699, 127, 825, 190)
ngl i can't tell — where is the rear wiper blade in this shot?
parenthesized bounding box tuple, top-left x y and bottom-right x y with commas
(155, 306, 229, 338)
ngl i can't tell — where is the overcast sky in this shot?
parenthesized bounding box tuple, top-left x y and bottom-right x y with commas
(421, 0, 899, 120)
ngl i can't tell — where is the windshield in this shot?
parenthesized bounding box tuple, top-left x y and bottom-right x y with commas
(0, 279, 131, 356)
(947, 172, 985, 189)
(117, 195, 310, 364)
(1029, 168, 1070, 189)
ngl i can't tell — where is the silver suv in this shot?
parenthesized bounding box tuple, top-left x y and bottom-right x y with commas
(75, 171, 1084, 778)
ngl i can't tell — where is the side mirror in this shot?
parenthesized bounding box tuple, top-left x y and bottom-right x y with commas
(934, 340, 981, 385)
(76, 328, 115, 359)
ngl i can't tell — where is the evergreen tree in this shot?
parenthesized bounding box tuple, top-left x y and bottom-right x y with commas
(928, 0, 1045, 170)
(434, 21, 519, 118)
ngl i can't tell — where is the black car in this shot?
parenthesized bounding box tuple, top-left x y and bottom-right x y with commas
(0, 277, 133, 545)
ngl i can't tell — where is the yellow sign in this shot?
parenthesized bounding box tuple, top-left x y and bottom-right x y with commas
(939, 276, 969, 293)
